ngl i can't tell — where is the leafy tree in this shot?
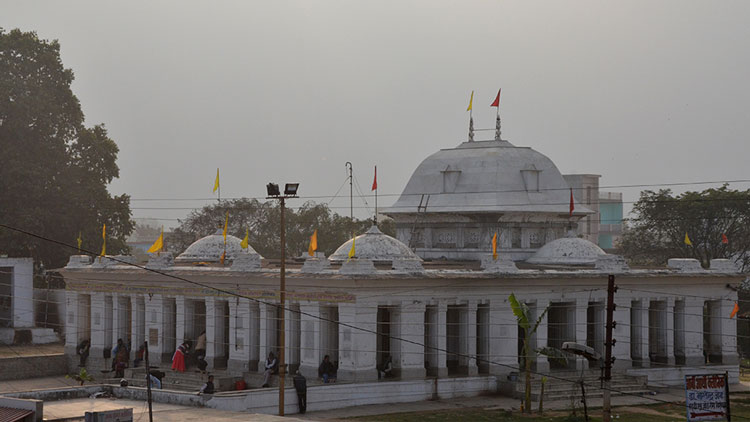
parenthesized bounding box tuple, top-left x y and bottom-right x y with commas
(0, 28, 133, 269)
(166, 198, 394, 259)
(509, 293, 566, 414)
(618, 186, 750, 269)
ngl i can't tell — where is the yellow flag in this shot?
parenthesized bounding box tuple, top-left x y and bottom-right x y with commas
(241, 229, 249, 249)
(347, 234, 356, 261)
(147, 227, 164, 253)
(223, 212, 229, 243)
(100, 224, 106, 257)
(466, 90, 474, 111)
(213, 168, 220, 193)
(684, 232, 693, 246)
(220, 250, 226, 265)
(77, 231, 82, 251)
(492, 232, 498, 261)
(308, 229, 318, 257)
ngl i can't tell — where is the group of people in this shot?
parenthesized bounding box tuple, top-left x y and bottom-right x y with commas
(171, 331, 208, 373)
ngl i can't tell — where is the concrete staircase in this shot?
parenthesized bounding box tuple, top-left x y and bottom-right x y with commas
(107, 367, 242, 392)
(514, 370, 650, 402)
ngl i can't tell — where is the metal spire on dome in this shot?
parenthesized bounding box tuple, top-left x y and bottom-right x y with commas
(491, 88, 502, 141)
(468, 116, 474, 142)
(467, 90, 475, 142)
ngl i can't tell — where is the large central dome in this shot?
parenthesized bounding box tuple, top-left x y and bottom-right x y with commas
(384, 139, 590, 216)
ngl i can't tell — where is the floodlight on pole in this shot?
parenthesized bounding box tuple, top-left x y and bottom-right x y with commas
(265, 181, 299, 416)
(284, 183, 299, 195)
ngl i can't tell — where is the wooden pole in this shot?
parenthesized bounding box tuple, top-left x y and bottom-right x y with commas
(278, 196, 286, 416)
(144, 341, 153, 422)
(603, 274, 616, 422)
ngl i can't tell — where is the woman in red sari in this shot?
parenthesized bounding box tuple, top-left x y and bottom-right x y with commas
(171, 341, 188, 372)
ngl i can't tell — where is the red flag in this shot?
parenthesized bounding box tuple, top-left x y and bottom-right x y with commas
(372, 166, 377, 191)
(730, 302, 739, 318)
(722, 233, 729, 244)
(569, 188, 574, 217)
(490, 89, 501, 107)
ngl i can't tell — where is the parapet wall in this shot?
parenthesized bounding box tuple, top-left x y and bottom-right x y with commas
(0, 354, 68, 381)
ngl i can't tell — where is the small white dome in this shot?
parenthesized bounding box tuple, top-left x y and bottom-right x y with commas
(176, 229, 262, 263)
(527, 237, 606, 265)
(329, 225, 421, 263)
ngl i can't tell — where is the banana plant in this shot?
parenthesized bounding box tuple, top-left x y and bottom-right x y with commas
(509, 293, 567, 413)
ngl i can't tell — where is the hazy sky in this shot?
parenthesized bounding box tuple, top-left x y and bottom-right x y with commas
(3, 1, 750, 226)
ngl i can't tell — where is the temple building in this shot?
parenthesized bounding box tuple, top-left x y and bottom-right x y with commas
(60, 229, 741, 401)
(57, 124, 741, 412)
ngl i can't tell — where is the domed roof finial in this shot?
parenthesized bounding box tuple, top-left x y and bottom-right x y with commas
(467, 90, 474, 142)
(491, 89, 502, 141)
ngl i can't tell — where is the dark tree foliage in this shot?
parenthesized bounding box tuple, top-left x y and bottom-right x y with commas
(167, 198, 395, 259)
(618, 186, 750, 270)
(0, 29, 133, 268)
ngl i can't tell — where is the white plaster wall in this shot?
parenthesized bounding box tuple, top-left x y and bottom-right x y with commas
(206, 376, 497, 414)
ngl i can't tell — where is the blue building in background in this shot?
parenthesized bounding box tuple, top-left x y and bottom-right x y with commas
(598, 191, 623, 250)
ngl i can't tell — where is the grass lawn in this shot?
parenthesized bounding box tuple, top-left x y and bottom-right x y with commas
(349, 397, 750, 421)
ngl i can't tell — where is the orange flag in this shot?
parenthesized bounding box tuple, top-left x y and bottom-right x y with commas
(308, 229, 318, 257)
(722, 233, 729, 244)
(731, 302, 739, 318)
(220, 250, 226, 265)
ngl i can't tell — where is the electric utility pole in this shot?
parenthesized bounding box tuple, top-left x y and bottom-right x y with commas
(603, 274, 617, 422)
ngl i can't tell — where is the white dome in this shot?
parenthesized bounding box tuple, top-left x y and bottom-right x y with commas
(384, 139, 593, 215)
(526, 237, 606, 265)
(329, 225, 421, 263)
(176, 229, 262, 263)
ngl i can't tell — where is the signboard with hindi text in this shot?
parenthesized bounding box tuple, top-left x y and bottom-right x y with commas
(685, 373, 730, 421)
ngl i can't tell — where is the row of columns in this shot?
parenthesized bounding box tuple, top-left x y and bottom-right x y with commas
(65, 291, 739, 378)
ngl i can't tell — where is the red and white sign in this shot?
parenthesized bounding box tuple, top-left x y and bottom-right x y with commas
(685, 373, 729, 421)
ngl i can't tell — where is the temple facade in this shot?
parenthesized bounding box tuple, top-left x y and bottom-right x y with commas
(60, 229, 742, 391)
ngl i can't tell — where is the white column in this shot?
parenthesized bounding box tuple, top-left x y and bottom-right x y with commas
(466, 301, 479, 375)
(574, 299, 588, 370)
(682, 298, 705, 366)
(205, 297, 227, 370)
(10, 259, 34, 328)
(665, 297, 675, 366)
(612, 297, 631, 369)
(257, 301, 275, 372)
(355, 303, 377, 381)
(631, 299, 649, 367)
(64, 290, 80, 369)
(425, 303, 448, 377)
(283, 305, 301, 370)
(338, 302, 378, 382)
(145, 294, 164, 360)
(337, 302, 357, 381)
(394, 301, 426, 379)
(533, 299, 549, 373)
(299, 302, 321, 379)
(112, 294, 121, 348)
(228, 297, 252, 372)
(131, 295, 144, 350)
(489, 299, 517, 377)
(249, 302, 260, 371)
(175, 296, 186, 348)
(720, 297, 739, 365)
(89, 292, 107, 365)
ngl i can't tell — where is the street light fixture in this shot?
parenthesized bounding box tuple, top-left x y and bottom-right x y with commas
(266, 181, 299, 416)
